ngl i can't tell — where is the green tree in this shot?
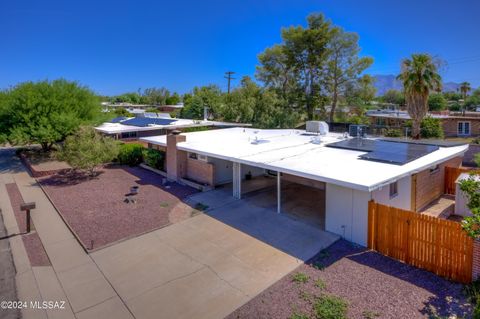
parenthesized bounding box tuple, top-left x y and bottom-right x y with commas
(381, 89, 405, 105)
(460, 81, 471, 100)
(114, 92, 142, 104)
(397, 54, 442, 139)
(257, 13, 333, 120)
(165, 92, 181, 105)
(420, 116, 443, 138)
(181, 85, 223, 119)
(325, 27, 373, 121)
(344, 74, 377, 106)
(458, 169, 480, 239)
(428, 93, 447, 111)
(222, 76, 299, 128)
(444, 91, 462, 102)
(58, 127, 118, 176)
(0, 79, 99, 151)
(143, 87, 170, 105)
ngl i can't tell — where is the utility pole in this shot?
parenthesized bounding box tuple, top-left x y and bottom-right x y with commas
(224, 71, 235, 94)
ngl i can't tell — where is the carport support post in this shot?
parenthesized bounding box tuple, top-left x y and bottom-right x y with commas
(277, 172, 281, 214)
(233, 162, 241, 199)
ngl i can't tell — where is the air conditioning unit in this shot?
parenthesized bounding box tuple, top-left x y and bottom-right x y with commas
(349, 125, 368, 137)
(306, 121, 329, 135)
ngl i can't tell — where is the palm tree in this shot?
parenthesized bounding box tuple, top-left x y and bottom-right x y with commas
(397, 54, 442, 139)
(460, 81, 471, 100)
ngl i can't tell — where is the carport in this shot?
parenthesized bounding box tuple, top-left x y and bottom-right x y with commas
(231, 162, 326, 229)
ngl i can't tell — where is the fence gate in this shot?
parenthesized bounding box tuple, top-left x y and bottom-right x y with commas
(368, 200, 473, 283)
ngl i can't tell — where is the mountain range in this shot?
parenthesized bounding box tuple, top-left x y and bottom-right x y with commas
(373, 74, 464, 96)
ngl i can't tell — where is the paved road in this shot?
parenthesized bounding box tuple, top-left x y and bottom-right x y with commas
(0, 196, 20, 319)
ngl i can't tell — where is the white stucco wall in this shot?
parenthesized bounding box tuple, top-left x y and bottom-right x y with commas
(372, 175, 411, 210)
(208, 157, 233, 185)
(241, 164, 265, 178)
(325, 183, 370, 246)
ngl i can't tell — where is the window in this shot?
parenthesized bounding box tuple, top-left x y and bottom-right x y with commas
(389, 181, 398, 198)
(188, 152, 198, 160)
(120, 131, 137, 139)
(458, 121, 471, 136)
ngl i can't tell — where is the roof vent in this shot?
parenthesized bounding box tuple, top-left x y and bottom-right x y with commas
(306, 121, 329, 135)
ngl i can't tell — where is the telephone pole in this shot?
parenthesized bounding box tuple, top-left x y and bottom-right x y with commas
(224, 71, 235, 94)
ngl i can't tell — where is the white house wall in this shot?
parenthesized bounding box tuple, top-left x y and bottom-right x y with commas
(372, 175, 411, 210)
(325, 183, 370, 246)
(208, 157, 233, 185)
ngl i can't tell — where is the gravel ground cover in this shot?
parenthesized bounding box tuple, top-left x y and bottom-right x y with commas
(227, 240, 472, 319)
(39, 166, 198, 250)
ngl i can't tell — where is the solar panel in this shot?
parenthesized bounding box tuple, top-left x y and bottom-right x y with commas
(109, 116, 128, 123)
(121, 117, 177, 127)
(326, 138, 439, 165)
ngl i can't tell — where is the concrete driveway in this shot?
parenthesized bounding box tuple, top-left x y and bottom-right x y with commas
(91, 190, 338, 319)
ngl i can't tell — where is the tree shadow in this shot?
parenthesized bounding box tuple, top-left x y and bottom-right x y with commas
(39, 170, 105, 186)
(306, 240, 472, 318)
(119, 166, 199, 201)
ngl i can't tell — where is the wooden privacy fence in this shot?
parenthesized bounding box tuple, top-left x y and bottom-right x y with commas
(368, 200, 473, 283)
(444, 166, 474, 195)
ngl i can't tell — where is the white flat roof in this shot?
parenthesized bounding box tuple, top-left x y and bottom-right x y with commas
(95, 118, 200, 134)
(140, 128, 468, 192)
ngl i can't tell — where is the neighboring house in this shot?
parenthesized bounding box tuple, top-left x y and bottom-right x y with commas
(367, 109, 480, 137)
(140, 126, 467, 246)
(95, 114, 250, 141)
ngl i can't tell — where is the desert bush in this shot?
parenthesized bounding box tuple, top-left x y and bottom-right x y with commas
(143, 148, 165, 170)
(118, 143, 144, 166)
(314, 295, 348, 319)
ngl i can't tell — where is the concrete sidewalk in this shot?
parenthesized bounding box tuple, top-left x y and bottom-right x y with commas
(0, 149, 132, 319)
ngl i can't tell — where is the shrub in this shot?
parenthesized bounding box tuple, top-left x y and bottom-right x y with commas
(58, 127, 118, 175)
(143, 148, 165, 170)
(420, 117, 444, 139)
(292, 272, 309, 284)
(118, 143, 144, 166)
(384, 128, 402, 138)
(314, 295, 348, 319)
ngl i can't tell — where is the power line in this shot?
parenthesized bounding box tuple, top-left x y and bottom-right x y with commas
(224, 71, 236, 94)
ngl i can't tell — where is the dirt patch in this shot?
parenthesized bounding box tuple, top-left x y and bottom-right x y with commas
(38, 166, 198, 250)
(227, 240, 472, 319)
(5, 183, 51, 267)
(22, 233, 51, 266)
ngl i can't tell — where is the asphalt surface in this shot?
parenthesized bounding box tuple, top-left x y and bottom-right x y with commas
(0, 147, 21, 319)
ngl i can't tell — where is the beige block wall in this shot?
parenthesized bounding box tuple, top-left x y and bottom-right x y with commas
(186, 158, 214, 186)
(442, 118, 480, 137)
(414, 156, 462, 211)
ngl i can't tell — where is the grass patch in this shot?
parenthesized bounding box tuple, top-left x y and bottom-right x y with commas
(159, 202, 169, 208)
(314, 295, 348, 319)
(314, 278, 326, 290)
(362, 310, 380, 319)
(292, 272, 310, 284)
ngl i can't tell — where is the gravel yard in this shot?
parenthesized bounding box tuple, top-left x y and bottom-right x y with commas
(227, 240, 472, 319)
(39, 166, 198, 250)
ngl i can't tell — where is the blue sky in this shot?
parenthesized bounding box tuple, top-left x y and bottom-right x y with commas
(1, 0, 479, 95)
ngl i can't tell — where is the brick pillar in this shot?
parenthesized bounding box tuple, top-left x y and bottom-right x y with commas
(473, 239, 480, 281)
(166, 131, 187, 182)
